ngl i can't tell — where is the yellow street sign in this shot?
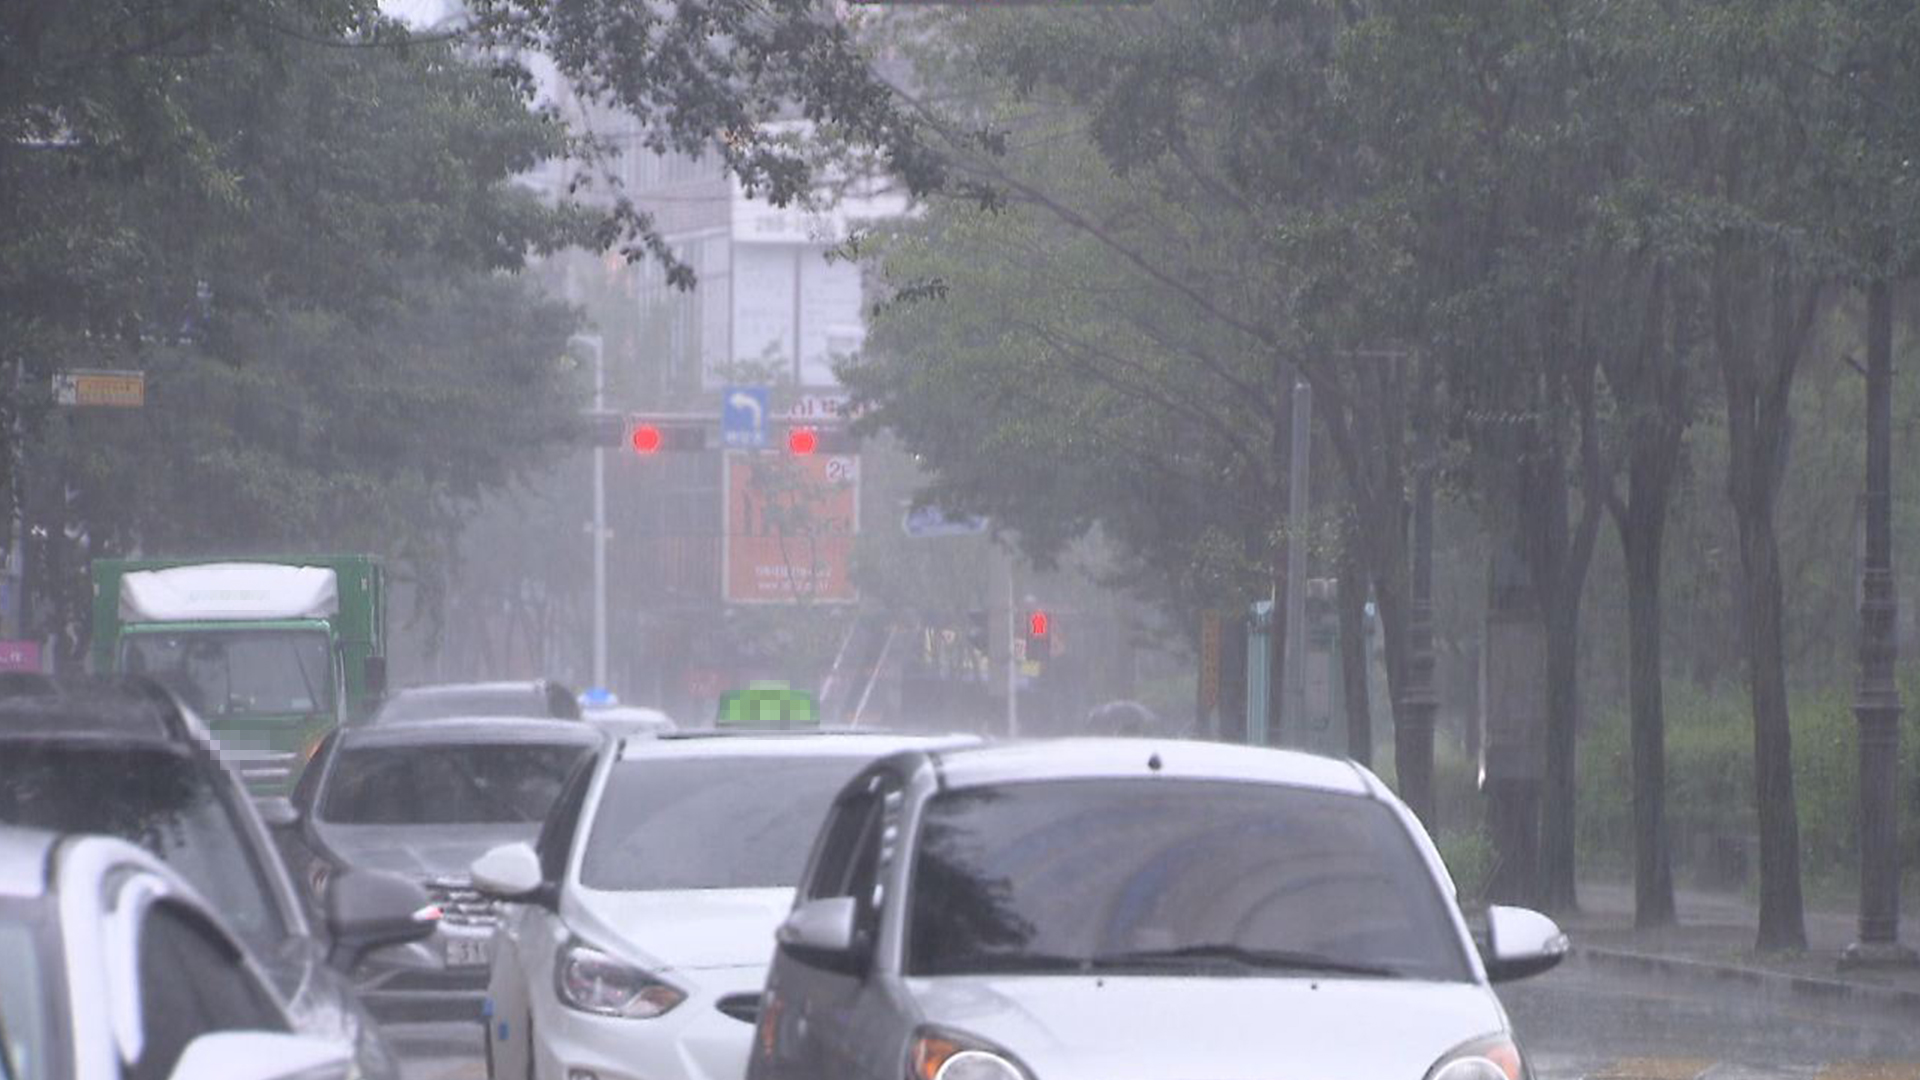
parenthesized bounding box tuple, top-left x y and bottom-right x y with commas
(52, 369, 145, 408)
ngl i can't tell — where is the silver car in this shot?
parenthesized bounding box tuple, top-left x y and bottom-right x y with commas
(748, 739, 1568, 1080)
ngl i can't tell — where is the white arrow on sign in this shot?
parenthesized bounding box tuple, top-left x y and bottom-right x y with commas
(727, 391, 765, 430)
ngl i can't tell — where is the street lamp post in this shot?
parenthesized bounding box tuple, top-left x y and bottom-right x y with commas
(1844, 280, 1916, 969)
(579, 334, 609, 693)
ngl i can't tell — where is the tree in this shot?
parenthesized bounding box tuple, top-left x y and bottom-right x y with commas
(3, 1, 592, 662)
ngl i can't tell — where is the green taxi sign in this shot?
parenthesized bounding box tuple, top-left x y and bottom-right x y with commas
(718, 681, 819, 730)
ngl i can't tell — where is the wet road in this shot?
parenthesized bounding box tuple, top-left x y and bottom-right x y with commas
(389, 956, 1920, 1080)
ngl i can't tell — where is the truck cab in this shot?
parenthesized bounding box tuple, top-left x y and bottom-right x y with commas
(90, 557, 386, 794)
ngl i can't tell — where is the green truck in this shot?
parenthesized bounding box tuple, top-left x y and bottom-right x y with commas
(90, 555, 387, 793)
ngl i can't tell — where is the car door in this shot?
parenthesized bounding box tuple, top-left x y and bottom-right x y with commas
(487, 751, 595, 1079)
(763, 769, 905, 1080)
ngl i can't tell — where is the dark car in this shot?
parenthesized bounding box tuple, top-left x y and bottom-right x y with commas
(278, 716, 603, 1022)
(364, 679, 581, 725)
(0, 677, 434, 1080)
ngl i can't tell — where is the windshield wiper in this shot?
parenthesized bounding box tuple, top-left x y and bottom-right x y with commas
(1087, 943, 1404, 978)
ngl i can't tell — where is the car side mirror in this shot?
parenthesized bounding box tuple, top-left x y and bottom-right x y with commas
(470, 842, 554, 908)
(777, 897, 865, 973)
(167, 1031, 352, 1080)
(324, 867, 439, 972)
(254, 796, 301, 831)
(1480, 904, 1569, 982)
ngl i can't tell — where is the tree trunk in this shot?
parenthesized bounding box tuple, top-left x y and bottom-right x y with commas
(1734, 499, 1807, 950)
(1714, 255, 1810, 952)
(1338, 536, 1374, 766)
(1617, 470, 1678, 927)
(1538, 597, 1581, 912)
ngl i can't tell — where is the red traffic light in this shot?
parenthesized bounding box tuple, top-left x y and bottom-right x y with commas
(631, 424, 663, 455)
(1028, 610, 1049, 638)
(788, 427, 819, 456)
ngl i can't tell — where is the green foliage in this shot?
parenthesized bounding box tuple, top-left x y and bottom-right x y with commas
(1577, 674, 1920, 890)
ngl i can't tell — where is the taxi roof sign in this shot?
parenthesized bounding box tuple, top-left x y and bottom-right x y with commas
(717, 681, 818, 730)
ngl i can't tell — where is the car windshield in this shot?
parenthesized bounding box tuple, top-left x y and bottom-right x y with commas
(580, 755, 872, 890)
(319, 742, 589, 825)
(907, 780, 1471, 983)
(375, 690, 548, 722)
(0, 913, 49, 1080)
(0, 746, 283, 949)
(120, 630, 331, 718)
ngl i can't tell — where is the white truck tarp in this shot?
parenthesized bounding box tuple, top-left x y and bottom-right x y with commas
(119, 563, 339, 622)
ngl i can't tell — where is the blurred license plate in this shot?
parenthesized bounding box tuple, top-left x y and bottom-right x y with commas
(446, 937, 492, 968)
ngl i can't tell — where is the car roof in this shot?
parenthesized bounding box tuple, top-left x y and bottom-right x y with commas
(0, 676, 198, 743)
(613, 728, 981, 763)
(387, 680, 565, 698)
(340, 715, 605, 748)
(926, 737, 1372, 796)
(0, 825, 56, 899)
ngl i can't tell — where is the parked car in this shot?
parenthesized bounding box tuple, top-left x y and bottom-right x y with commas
(470, 729, 981, 1080)
(277, 717, 604, 1022)
(0, 823, 360, 1080)
(366, 680, 581, 724)
(0, 677, 432, 1080)
(748, 738, 1569, 1080)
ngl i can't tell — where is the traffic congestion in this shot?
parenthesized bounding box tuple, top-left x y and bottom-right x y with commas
(0, 668, 1568, 1080)
(12, 0, 1920, 1077)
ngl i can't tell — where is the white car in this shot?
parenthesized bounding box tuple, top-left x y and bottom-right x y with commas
(748, 738, 1569, 1080)
(470, 730, 981, 1080)
(0, 824, 358, 1080)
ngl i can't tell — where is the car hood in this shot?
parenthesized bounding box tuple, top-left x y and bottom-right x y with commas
(902, 974, 1509, 1080)
(566, 886, 794, 973)
(311, 822, 540, 880)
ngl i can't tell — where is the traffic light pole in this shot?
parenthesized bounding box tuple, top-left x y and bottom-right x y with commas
(1006, 553, 1020, 738)
(584, 335, 608, 692)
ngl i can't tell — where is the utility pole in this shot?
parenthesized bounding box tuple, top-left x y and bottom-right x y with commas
(1281, 380, 1312, 746)
(581, 334, 609, 692)
(1400, 357, 1440, 828)
(1844, 280, 1916, 969)
(1005, 550, 1019, 738)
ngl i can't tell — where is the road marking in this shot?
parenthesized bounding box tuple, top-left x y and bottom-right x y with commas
(1591, 1061, 1719, 1080)
(1812, 1066, 1920, 1080)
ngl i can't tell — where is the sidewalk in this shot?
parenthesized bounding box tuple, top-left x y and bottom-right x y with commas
(1559, 879, 1920, 1003)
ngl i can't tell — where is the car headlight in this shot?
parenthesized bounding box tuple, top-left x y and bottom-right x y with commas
(553, 941, 685, 1019)
(1424, 1033, 1527, 1080)
(908, 1027, 1031, 1080)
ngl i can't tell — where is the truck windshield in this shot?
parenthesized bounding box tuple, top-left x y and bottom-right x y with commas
(121, 630, 332, 717)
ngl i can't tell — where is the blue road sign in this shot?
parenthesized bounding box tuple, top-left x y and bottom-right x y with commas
(902, 505, 990, 538)
(722, 387, 769, 449)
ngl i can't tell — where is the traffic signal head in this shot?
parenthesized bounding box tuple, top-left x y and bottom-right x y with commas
(631, 424, 663, 454)
(788, 427, 819, 456)
(625, 419, 705, 454)
(1024, 609, 1051, 662)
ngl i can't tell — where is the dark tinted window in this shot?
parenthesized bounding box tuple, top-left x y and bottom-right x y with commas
(0, 746, 283, 947)
(0, 681, 175, 738)
(580, 755, 871, 890)
(127, 902, 285, 1080)
(537, 755, 599, 883)
(907, 781, 1471, 982)
(320, 742, 589, 825)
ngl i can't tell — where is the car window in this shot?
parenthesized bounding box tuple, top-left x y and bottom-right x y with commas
(803, 785, 883, 903)
(0, 913, 51, 1080)
(126, 901, 286, 1080)
(290, 730, 337, 814)
(0, 746, 285, 949)
(121, 631, 332, 718)
(537, 755, 599, 884)
(579, 755, 873, 891)
(319, 742, 590, 825)
(907, 780, 1473, 983)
